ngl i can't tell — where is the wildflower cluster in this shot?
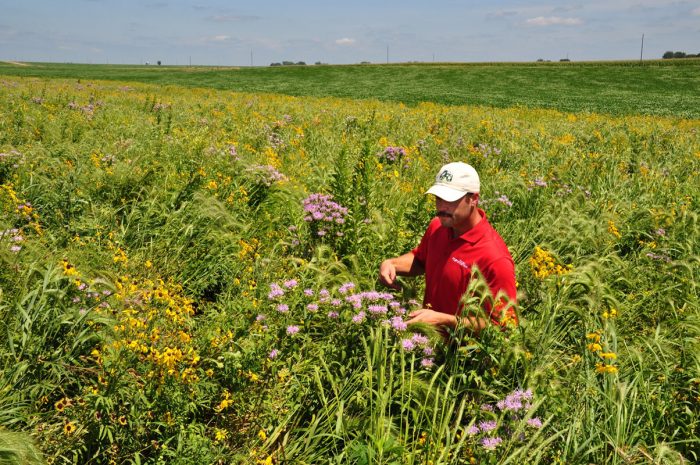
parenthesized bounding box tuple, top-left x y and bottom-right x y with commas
(586, 330, 618, 374)
(59, 259, 114, 313)
(246, 164, 287, 187)
(481, 190, 513, 208)
(302, 193, 349, 238)
(378, 146, 407, 164)
(469, 142, 502, 157)
(1, 183, 39, 226)
(264, 280, 434, 368)
(68, 100, 102, 117)
(607, 220, 622, 239)
(528, 177, 548, 189)
(108, 275, 201, 384)
(0, 150, 22, 177)
(646, 251, 671, 262)
(529, 246, 573, 280)
(400, 333, 435, 368)
(1, 228, 24, 253)
(466, 389, 543, 452)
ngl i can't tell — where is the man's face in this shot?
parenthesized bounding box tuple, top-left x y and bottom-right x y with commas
(435, 193, 477, 231)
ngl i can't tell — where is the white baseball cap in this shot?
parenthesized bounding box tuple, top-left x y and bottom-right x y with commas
(425, 162, 480, 201)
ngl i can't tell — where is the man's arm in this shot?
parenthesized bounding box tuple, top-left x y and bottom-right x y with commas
(378, 252, 425, 290)
(406, 309, 489, 335)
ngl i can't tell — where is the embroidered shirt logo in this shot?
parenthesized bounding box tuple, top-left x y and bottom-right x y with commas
(438, 170, 453, 182)
(451, 257, 470, 270)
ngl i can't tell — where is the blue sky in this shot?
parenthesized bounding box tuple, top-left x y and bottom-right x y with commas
(1, 0, 699, 65)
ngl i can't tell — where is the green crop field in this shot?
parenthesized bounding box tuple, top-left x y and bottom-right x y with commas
(2, 59, 700, 118)
(0, 64, 698, 465)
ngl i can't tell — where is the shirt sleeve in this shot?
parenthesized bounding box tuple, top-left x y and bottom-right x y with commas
(411, 218, 440, 267)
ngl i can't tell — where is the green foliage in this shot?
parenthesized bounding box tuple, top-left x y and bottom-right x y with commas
(0, 430, 44, 465)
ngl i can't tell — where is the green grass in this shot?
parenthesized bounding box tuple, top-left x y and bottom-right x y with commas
(2, 60, 700, 118)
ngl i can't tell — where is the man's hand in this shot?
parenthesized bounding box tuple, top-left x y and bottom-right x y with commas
(378, 253, 424, 290)
(406, 308, 456, 328)
(379, 259, 401, 290)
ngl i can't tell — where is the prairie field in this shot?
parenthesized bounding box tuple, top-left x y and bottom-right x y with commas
(1, 59, 700, 118)
(0, 70, 699, 465)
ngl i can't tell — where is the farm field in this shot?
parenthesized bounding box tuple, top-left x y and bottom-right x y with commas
(0, 71, 699, 465)
(1, 60, 700, 118)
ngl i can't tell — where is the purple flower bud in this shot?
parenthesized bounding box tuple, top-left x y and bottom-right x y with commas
(277, 304, 289, 313)
(286, 325, 299, 335)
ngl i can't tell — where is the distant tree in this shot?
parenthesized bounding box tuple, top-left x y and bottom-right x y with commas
(270, 62, 281, 66)
(662, 51, 674, 59)
(315, 61, 322, 65)
(360, 61, 371, 64)
(157, 60, 161, 66)
(296, 61, 306, 65)
(536, 58, 544, 62)
(673, 51, 686, 58)
(282, 61, 294, 66)
(559, 58, 570, 62)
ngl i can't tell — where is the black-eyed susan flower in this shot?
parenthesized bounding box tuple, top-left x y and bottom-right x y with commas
(64, 421, 77, 435)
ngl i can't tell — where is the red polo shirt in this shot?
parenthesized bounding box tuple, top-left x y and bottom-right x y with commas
(411, 209, 517, 325)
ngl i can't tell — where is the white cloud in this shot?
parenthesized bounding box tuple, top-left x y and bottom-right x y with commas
(526, 16, 583, 26)
(335, 38, 356, 46)
(692, 7, 700, 15)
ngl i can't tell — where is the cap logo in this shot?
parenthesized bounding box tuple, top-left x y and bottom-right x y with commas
(438, 170, 453, 182)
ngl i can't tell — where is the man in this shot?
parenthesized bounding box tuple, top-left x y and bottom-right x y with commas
(379, 162, 517, 333)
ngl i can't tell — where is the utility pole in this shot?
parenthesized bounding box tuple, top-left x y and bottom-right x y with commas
(640, 33, 645, 63)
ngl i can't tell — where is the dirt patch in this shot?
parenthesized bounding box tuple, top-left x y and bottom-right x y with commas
(2, 61, 30, 66)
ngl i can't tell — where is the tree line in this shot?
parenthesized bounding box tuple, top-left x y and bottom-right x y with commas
(662, 51, 699, 59)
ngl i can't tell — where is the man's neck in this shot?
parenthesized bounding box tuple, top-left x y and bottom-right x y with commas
(451, 209, 483, 237)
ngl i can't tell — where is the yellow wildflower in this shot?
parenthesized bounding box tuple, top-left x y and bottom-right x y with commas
(608, 220, 622, 239)
(64, 421, 77, 435)
(214, 428, 228, 442)
(587, 343, 602, 353)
